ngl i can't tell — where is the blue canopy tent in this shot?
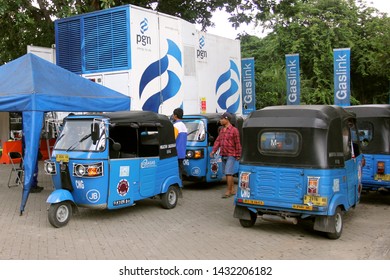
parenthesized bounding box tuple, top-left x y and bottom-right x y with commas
(0, 53, 130, 214)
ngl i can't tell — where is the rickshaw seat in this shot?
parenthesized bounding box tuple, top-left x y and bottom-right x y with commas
(7, 152, 24, 188)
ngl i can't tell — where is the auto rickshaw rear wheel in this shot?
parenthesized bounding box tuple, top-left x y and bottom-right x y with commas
(161, 185, 179, 209)
(239, 211, 257, 227)
(48, 201, 72, 228)
(326, 207, 343, 239)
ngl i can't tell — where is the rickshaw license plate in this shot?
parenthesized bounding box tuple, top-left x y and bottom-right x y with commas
(374, 174, 390, 181)
(304, 195, 328, 206)
(56, 154, 69, 162)
(292, 204, 312, 210)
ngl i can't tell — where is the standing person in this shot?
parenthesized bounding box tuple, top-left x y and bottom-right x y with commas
(172, 108, 188, 180)
(210, 112, 241, 198)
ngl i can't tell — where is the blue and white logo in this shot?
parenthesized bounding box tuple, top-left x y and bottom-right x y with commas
(86, 189, 100, 203)
(139, 39, 182, 112)
(199, 36, 205, 49)
(197, 35, 207, 59)
(216, 60, 241, 113)
(140, 18, 148, 34)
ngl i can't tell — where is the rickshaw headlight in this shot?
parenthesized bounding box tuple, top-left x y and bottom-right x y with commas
(44, 160, 56, 175)
(73, 162, 103, 178)
(186, 150, 194, 158)
(74, 164, 86, 177)
(186, 149, 204, 159)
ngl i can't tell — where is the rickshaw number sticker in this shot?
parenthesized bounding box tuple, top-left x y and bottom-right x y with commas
(120, 166, 130, 177)
(86, 189, 100, 203)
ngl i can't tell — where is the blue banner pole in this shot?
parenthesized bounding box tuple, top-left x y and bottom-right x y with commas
(285, 54, 300, 105)
(333, 48, 351, 106)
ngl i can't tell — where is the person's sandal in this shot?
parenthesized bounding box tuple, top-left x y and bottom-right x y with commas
(221, 194, 230, 198)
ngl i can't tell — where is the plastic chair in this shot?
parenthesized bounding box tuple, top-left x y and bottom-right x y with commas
(7, 152, 24, 188)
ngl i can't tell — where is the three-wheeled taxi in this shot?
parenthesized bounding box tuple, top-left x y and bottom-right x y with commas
(45, 111, 182, 227)
(345, 105, 390, 191)
(234, 105, 364, 239)
(181, 113, 243, 182)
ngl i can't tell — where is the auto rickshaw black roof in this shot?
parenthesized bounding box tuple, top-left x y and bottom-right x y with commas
(245, 105, 356, 129)
(102, 111, 171, 126)
(344, 104, 390, 118)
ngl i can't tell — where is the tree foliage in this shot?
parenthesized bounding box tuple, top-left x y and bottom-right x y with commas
(239, 0, 390, 106)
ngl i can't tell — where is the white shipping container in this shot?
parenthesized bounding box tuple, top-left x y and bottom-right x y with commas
(55, 4, 242, 115)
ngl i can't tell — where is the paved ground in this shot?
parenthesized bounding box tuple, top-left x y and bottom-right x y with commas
(0, 162, 389, 260)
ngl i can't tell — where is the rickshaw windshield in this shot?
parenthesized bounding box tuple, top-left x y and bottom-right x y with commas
(55, 119, 106, 152)
(183, 120, 206, 142)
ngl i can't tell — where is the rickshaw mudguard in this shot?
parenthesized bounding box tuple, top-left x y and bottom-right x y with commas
(46, 189, 75, 204)
(327, 193, 348, 216)
(161, 175, 183, 193)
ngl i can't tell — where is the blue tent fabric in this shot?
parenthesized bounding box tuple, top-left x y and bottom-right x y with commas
(0, 53, 131, 214)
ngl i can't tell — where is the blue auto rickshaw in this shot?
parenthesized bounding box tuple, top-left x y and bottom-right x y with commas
(45, 111, 182, 227)
(346, 105, 390, 192)
(181, 113, 243, 183)
(234, 105, 364, 239)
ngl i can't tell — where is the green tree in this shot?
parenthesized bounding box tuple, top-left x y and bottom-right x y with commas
(240, 0, 389, 106)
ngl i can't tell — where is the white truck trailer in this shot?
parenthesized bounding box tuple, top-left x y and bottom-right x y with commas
(54, 4, 243, 115)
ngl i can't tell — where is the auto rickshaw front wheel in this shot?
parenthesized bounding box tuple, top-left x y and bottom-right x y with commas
(161, 185, 179, 209)
(48, 201, 73, 228)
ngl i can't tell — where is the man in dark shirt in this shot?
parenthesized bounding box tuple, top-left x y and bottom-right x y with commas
(210, 112, 241, 198)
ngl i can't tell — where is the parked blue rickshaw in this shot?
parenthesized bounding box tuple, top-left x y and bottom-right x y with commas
(345, 105, 390, 192)
(181, 113, 243, 183)
(45, 111, 182, 227)
(234, 105, 364, 239)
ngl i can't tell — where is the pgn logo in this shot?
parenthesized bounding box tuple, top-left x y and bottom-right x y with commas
(137, 18, 152, 46)
(86, 189, 100, 203)
(197, 36, 207, 59)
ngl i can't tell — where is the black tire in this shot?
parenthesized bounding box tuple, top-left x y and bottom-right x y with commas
(327, 207, 343, 239)
(239, 211, 257, 228)
(48, 201, 72, 228)
(161, 185, 179, 209)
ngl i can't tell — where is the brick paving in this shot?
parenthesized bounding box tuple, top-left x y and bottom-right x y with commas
(0, 162, 389, 260)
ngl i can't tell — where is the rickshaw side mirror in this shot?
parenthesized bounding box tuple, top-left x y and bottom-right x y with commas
(91, 122, 100, 144)
(112, 142, 121, 151)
